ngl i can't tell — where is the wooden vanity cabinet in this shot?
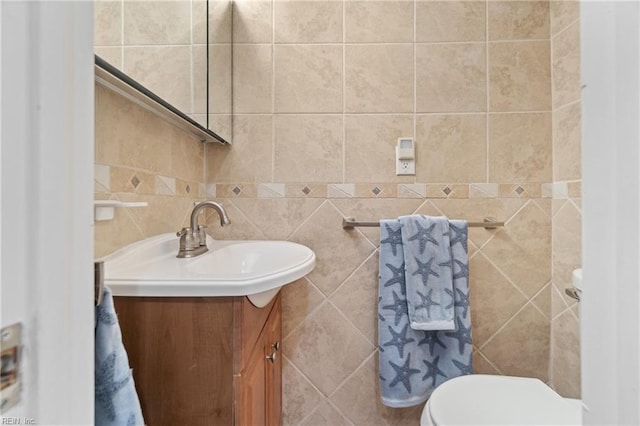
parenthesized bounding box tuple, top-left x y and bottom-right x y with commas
(114, 293, 282, 426)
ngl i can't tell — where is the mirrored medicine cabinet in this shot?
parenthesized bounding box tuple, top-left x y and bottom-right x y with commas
(94, 0, 232, 144)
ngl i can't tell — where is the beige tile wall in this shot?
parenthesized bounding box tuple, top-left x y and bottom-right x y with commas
(94, 0, 232, 140)
(91, 0, 582, 417)
(550, 0, 582, 399)
(203, 1, 573, 424)
(94, 85, 206, 258)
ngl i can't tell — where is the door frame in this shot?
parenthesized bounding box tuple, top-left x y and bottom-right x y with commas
(581, 1, 640, 424)
(1, 1, 94, 423)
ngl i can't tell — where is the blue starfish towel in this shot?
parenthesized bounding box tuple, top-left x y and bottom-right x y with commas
(95, 287, 144, 426)
(378, 216, 473, 408)
(399, 215, 455, 331)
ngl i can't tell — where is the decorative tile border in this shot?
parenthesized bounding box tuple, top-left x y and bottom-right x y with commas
(398, 184, 426, 198)
(155, 175, 176, 196)
(97, 172, 580, 201)
(469, 183, 498, 198)
(203, 182, 560, 200)
(567, 181, 581, 198)
(96, 163, 204, 198)
(258, 183, 285, 198)
(426, 184, 469, 199)
(285, 183, 328, 198)
(498, 183, 542, 199)
(206, 183, 217, 198)
(355, 183, 397, 198)
(94, 164, 110, 193)
(327, 184, 355, 198)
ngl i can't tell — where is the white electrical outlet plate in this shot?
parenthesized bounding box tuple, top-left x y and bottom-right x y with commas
(396, 159, 415, 175)
(396, 138, 415, 176)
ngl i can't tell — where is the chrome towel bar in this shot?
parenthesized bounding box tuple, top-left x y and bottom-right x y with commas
(342, 217, 505, 230)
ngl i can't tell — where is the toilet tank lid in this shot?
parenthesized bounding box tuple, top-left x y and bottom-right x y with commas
(429, 375, 582, 426)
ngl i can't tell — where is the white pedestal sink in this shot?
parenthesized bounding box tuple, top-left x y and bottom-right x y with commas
(98, 233, 316, 307)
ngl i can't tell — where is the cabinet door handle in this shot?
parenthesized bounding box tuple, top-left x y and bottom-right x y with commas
(266, 351, 277, 363)
(271, 341, 281, 351)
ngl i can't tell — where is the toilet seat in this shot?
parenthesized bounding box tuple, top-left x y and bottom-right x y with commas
(421, 375, 582, 425)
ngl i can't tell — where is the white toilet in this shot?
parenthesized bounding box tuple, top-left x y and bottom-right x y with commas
(420, 374, 582, 425)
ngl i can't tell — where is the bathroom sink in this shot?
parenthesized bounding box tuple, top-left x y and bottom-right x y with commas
(99, 233, 315, 307)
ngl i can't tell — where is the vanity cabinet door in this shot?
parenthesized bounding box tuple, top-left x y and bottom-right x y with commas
(237, 294, 282, 426)
(239, 340, 267, 426)
(265, 302, 282, 426)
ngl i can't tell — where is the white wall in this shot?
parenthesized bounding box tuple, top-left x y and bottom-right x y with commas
(1, 1, 94, 423)
(581, 1, 640, 424)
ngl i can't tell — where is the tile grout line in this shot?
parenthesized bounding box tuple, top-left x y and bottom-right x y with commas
(327, 297, 377, 354)
(298, 396, 355, 426)
(528, 280, 554, 321)
(552, 296, 579, 322)
(551, 198, 568, 219)
(120, 0, 125, 68)
(282, 292, 328, 343)
(226, 111, 554, 116)
(189, 0, 194, 117)
(554, 97, 582, 113)
(475, 347, 506, 376)
(478, 296, 548, 353)
(530, 195, 554, 220)
(550, 281, 571, 317)
(281, 354, 328, 420)
(466, 227, 497, 253)
(237, 39, 557, 46)
(568, 303, 579, 322)
(324, 399, 356, 426)
(485, 0, 490, 183)
(550, 6, 557, 184)
(116, 192, 149, 241)
(342, 0, 347, 184)
(283, 304, 377, 409)
(413, 0, 417, 187)
(271, 0, 276, 183)
(325, 199, 378, 250)
(567, 197, 582, 213)
(411, 199, 431, 216)
(224, 197, 268, 239)
(549, 317, 555, 388)
(473, 250, 534, 308)
(325, 248, 379, 305)
(551, 17, 580, 42)
(285, 199, 330, 241)
(326, 350, 378, 404)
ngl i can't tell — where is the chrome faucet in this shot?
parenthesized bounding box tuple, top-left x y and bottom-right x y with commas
(176, 201, 230, 258)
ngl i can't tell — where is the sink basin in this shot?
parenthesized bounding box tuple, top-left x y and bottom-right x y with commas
(99, 233, 315, 307)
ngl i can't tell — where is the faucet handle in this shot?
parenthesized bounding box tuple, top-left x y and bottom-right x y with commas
(197, 225, 208, 247)
(176, 227, 191, 238)
(177, 227, 197, 251)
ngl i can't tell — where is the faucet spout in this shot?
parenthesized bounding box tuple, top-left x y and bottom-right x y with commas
(177, 201, 230, 258)
(190, 201, 230, 231)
